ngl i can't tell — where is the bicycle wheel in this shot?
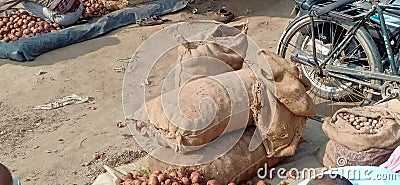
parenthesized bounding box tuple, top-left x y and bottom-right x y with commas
(277, 15, 381, 118)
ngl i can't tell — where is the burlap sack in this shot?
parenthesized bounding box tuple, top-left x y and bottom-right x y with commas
(249, 50, 314, 157)
(133, 68, 257, 153)
(134, 66, 308, 157)
(147, 127, 282, 184)
(257, 50, 316, 117)
(322, 99, 400, 152)
(253, 86, 308, 157)
(174, 22, 249, 87)
(322, 140, 393, 168)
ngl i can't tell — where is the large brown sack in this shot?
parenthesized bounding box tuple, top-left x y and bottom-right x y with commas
(133, 68, 257, 153)
(322, 99, 400, 152)
(134, 66, 308, 157)
(248, 50, 314, 157)
(174, 22, 248, 87)
(147, 127, 282, 184)
(252, 85, 308, 157)
(322, 140, 393, 168)
(257, 50, 316, 117)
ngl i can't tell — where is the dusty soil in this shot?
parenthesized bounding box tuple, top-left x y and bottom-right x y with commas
(0, 0, 294, 184)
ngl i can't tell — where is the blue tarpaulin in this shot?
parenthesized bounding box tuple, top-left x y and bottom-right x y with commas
(0, 0, 188, 61)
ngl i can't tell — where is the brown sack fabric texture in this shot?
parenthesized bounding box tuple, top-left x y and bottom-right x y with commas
(147, 127, 282, 184)
(322, 99, 400, 152)
(252, 87, 308, 157)
(323, 140, 393, 168)
(257, 50, 316, 117)
(175, 22, 249, 87)
(133, 68, 257, 153)
(249, 50, 314, 157)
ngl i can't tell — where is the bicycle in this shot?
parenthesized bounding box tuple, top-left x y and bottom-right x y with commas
(277, 0, 400, 118)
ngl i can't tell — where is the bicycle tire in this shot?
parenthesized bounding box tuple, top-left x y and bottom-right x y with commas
(277, 15, 382, 117)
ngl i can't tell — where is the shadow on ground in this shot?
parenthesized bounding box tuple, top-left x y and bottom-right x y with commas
(0, 36, 120, 67)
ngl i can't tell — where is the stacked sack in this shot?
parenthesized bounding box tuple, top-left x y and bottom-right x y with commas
(130, 21, 316, 184)
(322, 99, 400, 167)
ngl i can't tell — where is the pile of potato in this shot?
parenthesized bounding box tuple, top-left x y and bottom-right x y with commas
(115, 168, 273, 185)
(338, 113, 383, 133)
(0, 11, 61, 42)
(82, 0, 112, 19)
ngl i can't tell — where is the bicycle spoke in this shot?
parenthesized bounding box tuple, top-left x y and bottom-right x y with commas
(346, 43, 363, 59)
(277, 18, 378, 118)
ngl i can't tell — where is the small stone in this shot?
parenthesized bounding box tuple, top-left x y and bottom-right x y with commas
(368, 119, 373, 123)
(80, 162, 91, 167)
(116, 121, 126, 128)
(372, 120, 378, 124)
(93, 153, 101, 160)
(136, 121, 144, 130)
(355, 125, 361, 130)
(87, 106, 97, 110)
(33, 145, 40, 149)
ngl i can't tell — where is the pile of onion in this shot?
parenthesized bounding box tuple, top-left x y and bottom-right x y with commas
(82, 0, 112, 19)
(0, 11, 62, 43)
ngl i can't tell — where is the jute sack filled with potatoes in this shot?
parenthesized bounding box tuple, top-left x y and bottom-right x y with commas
(256, 50, 316, 117)
(147, 127, 283, 184)
(251, 50, 316, 157)
(133, 65, 311, 157)
(322, 140, 393, 168)
(322, 99, 400, 152)
(145, 100, 308, 183)
(174, 22, 248, 88)
(132, 67, 257, 153)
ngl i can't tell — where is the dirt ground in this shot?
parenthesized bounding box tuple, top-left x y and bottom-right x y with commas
(0, 0, 295, 184)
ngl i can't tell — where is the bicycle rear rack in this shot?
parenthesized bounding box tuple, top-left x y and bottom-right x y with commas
(311, 1, 369, 22)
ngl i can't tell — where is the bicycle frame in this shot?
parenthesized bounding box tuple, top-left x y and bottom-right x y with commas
(307, 0, 400, 90)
